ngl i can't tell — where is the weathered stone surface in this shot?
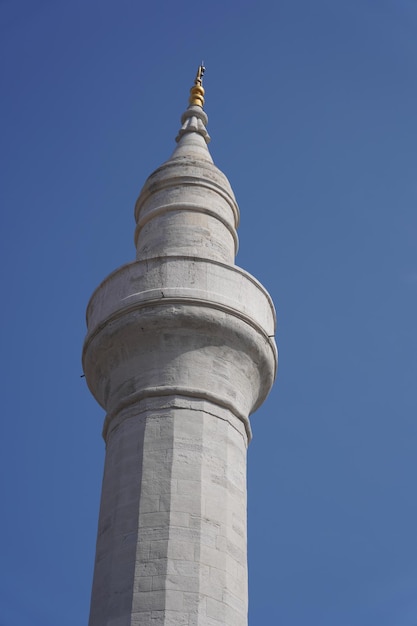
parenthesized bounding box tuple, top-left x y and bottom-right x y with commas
(88, 400, 250, 626)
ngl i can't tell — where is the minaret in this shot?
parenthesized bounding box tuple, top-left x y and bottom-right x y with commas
(83, 67, 277, 626)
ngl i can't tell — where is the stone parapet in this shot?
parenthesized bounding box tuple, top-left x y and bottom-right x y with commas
(83, 256, 277, 441)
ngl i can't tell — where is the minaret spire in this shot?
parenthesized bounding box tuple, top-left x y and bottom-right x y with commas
(175, 64, 210, 145)
(188, 63, 205, 107)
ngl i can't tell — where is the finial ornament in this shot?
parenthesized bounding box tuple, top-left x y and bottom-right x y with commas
(188, 64, 205, 107)
(175, 63, 210, 144)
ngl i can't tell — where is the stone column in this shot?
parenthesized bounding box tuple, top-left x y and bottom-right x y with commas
(83, 96, 277, 626)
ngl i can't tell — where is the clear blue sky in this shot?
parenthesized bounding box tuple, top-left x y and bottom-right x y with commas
(1, 1, 417, 624)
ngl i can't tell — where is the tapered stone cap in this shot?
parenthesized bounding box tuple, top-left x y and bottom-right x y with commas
(134, 70, 241, 265)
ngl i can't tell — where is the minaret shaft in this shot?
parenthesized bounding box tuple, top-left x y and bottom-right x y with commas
(89, 398, 248, 626)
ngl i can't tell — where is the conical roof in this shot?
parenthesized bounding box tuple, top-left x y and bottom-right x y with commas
(134, 67, 240, 265)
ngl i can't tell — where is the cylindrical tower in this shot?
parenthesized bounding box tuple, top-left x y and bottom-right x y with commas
(83, 67, 277, 626)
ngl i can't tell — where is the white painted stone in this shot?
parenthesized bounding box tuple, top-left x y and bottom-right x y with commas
(84, 98, 277, 626)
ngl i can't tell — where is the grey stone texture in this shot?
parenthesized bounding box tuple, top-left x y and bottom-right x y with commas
(83, 101, 277, 625)
(89, 398, 248, 626)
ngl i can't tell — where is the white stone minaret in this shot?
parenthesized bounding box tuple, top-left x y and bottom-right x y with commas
(83, 67, 277, 626)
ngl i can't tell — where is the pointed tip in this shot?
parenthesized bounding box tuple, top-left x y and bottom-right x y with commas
(188, 64, 205, 108)
(174, 66, 210, 147)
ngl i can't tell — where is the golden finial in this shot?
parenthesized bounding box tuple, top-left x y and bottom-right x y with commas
(188, 63, 205, 108)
